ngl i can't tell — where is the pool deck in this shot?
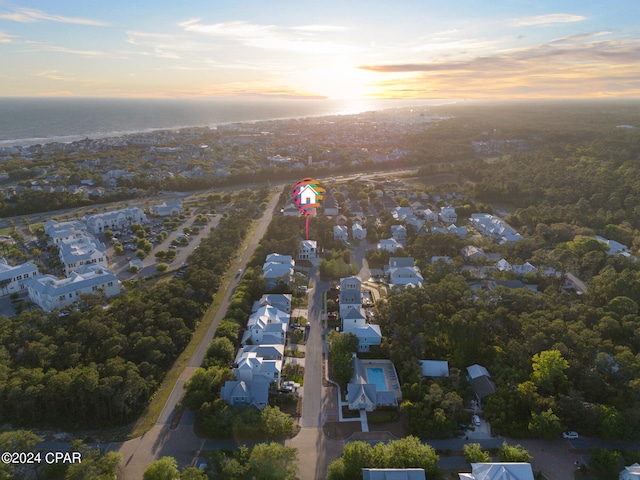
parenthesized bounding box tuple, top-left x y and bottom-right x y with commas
(359, 359, 402, 401)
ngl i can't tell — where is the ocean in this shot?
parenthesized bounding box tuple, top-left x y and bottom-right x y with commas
(0, 97, 449, 148)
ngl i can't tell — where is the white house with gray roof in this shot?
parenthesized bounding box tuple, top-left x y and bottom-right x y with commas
(221, 347, 283, 409)
(26, 265, 120, 311)
(44, 220, 88, 244)
(387, 258, 424, 288)
(0, 259, 40, 297)
(459, 463, 534, 480)
(58, 236, 108, 276)
(150, 199, 182, 217)
(82, 206, 147, 234)
(241, 304, 289, 346)
(262, 253, 294, 289)
(252, 293, 292, 314)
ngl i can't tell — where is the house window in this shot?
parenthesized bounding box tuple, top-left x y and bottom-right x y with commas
(59, 295, 65, 301)
(108, 282, 113, 287)
(68, 293, 72, 298)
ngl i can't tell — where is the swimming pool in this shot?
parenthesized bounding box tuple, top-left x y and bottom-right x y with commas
(366, 367, 387, 391)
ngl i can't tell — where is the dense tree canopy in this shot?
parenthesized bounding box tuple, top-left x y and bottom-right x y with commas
(0, 205, 255, 428)
(326, 436, 439, 480)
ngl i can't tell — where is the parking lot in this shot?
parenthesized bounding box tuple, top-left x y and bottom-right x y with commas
(106, 209, 220, 280)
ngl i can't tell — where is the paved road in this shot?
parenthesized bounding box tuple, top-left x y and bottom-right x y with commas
(112, 192, 281, 478)
(287, 267, 341, 480)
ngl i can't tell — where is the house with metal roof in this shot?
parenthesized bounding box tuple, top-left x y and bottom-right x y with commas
(26, 264, 120, 311)
(459, 463, 534, 480)
(0, 259, 40, 297)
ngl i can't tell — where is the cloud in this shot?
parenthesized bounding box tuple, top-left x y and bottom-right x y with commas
(0, 7, 107, 25)
(0, 31, 13, 43)
(177, 19, 362, 54)
(358, 33, 640, 98)
(24, 41, 104, 57)
(292, 25, 349, 33)
(35, 70, 76, 81)
(511, 13, 586, 27)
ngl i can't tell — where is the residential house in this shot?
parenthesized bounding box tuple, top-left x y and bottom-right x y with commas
(379, 196, 399, 211)
(339, 276, 363, 319)
(220, 345, 284, 409)
(447, 224, 467, 239)
(467, 364, 497, 403)
(620, 463, 640, 480)
(150, 199, 182, 217)
(234, 351, 282, 384)
(334, 225, 349, 243)
(347, 355, 398, 411)
(345, 323, 382, 352)
(440, 206, 458, 223)
(459, 463, 534, 480)
(405, 216, 426, 234)
(262, 253, 294, 289)
(241, 304, 289, 345)
(461, 246, 487, 263)
(235, 344, 284, 364)
(391, 207, 414, 221)
(513, 262, 537, 276)
(252, 293, 292, 314)
(495, 259, 512, 271)
(469, 213, 523, 244)
(0, 259, 40, 296)
(420, 360, 450, 377)
(431, 256, 453, 264)
(219, 379, 269, 410)
(363, 469, 425, 480)
(347, 199, 364, 217)
(391, 225, 407, 245)
(352, 221, 367, 240)
(27, 265, 121, 312)
(322, 194, 340, 216)
(297, 240, 318, 260)
(596, 235, 634, 258)
(335, 214, 348, 226)
(282, 204, 300, 216)
(342, 305, 367, 331)
(386, 257, 423, 288)
(378, 238, 402, 252)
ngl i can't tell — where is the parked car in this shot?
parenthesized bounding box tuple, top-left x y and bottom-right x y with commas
(472, 414, 481, 426)
(562, 431, 579, 439)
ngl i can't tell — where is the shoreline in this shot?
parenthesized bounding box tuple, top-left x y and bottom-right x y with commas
(0, 98, 453, 149)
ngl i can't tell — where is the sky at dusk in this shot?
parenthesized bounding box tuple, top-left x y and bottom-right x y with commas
(0, 0, 639, 100)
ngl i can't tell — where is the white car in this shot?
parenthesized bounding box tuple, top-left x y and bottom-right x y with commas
(562, 431, 579, 439)
(472, 414, 481, 426)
